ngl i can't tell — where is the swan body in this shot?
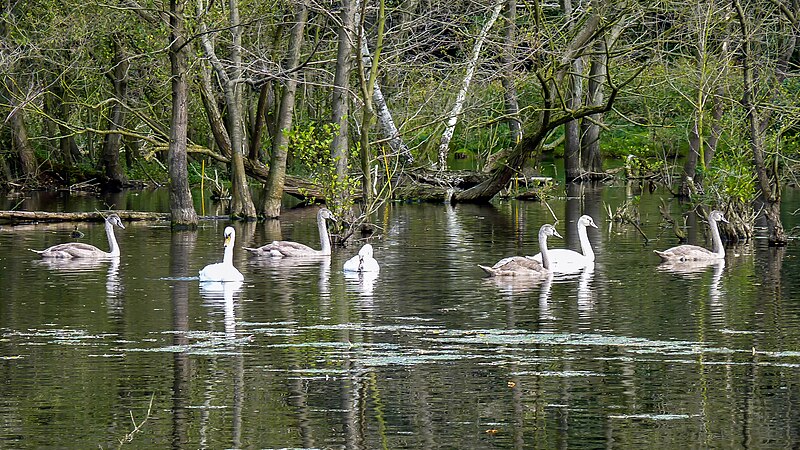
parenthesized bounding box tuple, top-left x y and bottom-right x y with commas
(30, 214, 125, 258)
(343, 243, 380, 273)
(654, 210, 728, 261)
(531, 215, 598, 272)
(244, 208, 335, 257)
(199, 226, 244, 282)
(479, 224, 562, 277)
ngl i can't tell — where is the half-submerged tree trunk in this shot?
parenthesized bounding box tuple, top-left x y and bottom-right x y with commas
(262, 0, 308, 218)
(167, 0, 198, 228)
(454, 66, 624, 203)
(453, 11, 612, 203)
(436, 0, 503, 170)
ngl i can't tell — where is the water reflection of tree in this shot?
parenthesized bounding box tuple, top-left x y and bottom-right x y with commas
(252, 253, 333, 448)
(746, 245, 786, 448)
(169, 230, 194, 448)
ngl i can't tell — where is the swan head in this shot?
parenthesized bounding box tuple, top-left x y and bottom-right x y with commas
(539, 224, 562, 240)
(709, 210, 728, 224)
(579, 215, 598, 229)
(358, 243, 374, 258)
(318, 208, 337, 222)
(106, 214, 125, 229)
(223, 226, 236, 247)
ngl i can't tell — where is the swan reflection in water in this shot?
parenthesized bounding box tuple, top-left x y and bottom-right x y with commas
(577, 263, 596, 312)
(657, 258, 725, 279)
(483, 263, 596, 327)
(200, 281, 244, 337)
(34, 257, 123, 312)
(658, 259, 725, 306)
(344, 270, 379, 299)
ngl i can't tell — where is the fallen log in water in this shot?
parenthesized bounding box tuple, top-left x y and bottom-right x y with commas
(0, 210, 170, 224)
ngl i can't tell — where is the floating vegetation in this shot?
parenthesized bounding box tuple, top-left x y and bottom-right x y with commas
(5, 321, 800, 374)
(609, 413, 698, 421)
(511, 370, 603, 378)
(719, 328, 764, 335)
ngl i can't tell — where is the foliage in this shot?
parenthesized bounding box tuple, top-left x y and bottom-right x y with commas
(288, 123, 358, 218)
(698, 144, 757, 206)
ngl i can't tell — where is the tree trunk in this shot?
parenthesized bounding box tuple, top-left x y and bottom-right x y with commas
(562, 0, 584, 181)
(249, 84, 271, 160)
(680, 117, 702, 197)
(581, 10, 612, 177)
(262, 0, 308, 218)
(167, 0, 198, 228)
(9, 95, 37, 180)
(437, 0, 503, 170)
(198, 59, 233, 158)
(44, 83, 80, 169)
(454, 68, 621, 202)
(356, 16, 414, 166)
(331, 0, 354, 209)
(226, 0, 257, 219)
(100, 36, 129, 187)
(356, 0, 387, 205)
(502, 0, 522, 145)
(563, 63, 583, 180)
(705, 84, 724, 168)
(732, 0, 789, 245)
(0, 210, 169, 223)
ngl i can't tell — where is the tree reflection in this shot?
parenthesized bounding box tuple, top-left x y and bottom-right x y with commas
(169, 229, 194, 448)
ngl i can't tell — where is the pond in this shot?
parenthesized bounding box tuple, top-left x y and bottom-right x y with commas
(2, 183, 800, 448)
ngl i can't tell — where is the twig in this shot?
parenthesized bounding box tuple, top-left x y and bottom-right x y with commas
(629, 220, 650, 244)
(116, 393, 155, 449)
(541, 198, 559, 225)
(10, 198, 24, 211)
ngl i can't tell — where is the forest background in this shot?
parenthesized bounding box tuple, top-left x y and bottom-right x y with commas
(1, 0, 799, 244)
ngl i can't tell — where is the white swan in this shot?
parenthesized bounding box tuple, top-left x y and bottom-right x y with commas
(343, 243, 380, 273)
(244, 208, 336, 257)
(530, 214, 598, 272)
(199, 226, 244, 282)
(479, 224, 562, 277)
(30, 214, 125, 258)
(654, 210, 727, 261)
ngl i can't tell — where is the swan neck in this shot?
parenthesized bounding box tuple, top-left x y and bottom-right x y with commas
(223, 242, 235, 265)
(577, 222, 594, 261)
(105, 220, 120, 257)
(710, 217, 724, 257)
(538, 230, 550, 270)
(318, 215, 331, 255)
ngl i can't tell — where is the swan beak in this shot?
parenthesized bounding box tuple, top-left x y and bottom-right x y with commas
(590, 221, 598, 229)
(553, 230, 563, 239)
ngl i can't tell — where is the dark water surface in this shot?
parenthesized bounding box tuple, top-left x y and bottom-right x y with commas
(3, 185, 800, 448)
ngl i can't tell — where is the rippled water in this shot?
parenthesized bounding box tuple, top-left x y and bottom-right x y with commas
(2, 184, 800, 448)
